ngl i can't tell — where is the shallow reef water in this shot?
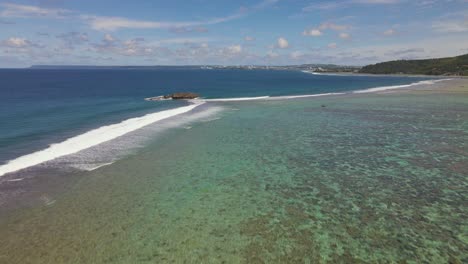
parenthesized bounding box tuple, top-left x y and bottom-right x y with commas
(0, 91, 467, 263)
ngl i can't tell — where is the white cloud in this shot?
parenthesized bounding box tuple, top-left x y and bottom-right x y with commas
(266, 50, 279, 58)
(303, 0, 399, 11)
(254, 0, 280, 9)
(86, 16, 185, 31)
(303, 23, 350, 38)
(226, 44, 242, 54)
(328, 43, 337, 49)
(155, 37, 212, 45)
(352, 0, 399, 3)
(432, 19, 468, 33)
(92, 36, 154, 57)
(318, 22, 350, 31)
(339, 32, 351, 39)
(2, 37, 31, 48)
(277, 37, 289, 49)
(56, 32, 89, 49)
(383, 29, 397, 35)
(104, 33, 116, 42)
(170, 26, 208, 34)
(83, 11, 248, 31)
(0, 3, 71, 18)
(0, 2, 266, 32)
(244, 36, 255, 41)
(302, 2, 340, 11)
(303, 29, 323, 36)
(81, 0, 277, 31)
(290, 51, 303, 59)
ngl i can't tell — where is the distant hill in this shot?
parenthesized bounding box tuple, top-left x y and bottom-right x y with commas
(359, 53, 468, 76)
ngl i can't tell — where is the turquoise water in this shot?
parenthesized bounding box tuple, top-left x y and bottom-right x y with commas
(0, 88, 466, 263)
(0, 69, 430, 165)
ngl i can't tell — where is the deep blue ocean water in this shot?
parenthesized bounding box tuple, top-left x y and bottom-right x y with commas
(0, 68, 430, 164)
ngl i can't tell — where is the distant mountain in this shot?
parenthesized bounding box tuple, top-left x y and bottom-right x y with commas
(359, 54, 468, 76)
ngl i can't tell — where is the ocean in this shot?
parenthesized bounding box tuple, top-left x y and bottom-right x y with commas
(0, 69, 466, 263)
(0, 68, 432, 175)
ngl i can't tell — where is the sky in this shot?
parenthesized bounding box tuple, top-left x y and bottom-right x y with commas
(0, 0, 467, 67)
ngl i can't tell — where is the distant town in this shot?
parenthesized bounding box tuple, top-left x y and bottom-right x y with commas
(30, 64, 362, 73)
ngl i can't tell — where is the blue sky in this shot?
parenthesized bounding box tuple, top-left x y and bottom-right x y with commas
(0, 0, 467, 67)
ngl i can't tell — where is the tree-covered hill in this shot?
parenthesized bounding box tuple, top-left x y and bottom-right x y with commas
(360, 54, 468, 76)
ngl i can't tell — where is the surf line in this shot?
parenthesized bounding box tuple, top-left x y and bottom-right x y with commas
(0, 102, 205, 177)
(353, 79, 452, 93)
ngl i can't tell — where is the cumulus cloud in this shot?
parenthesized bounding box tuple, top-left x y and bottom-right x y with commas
(92, 35, 155, 56)
(2, 37, 31, 48)
(104, 33, 116, 43)
(339, 32, 351, 39)
(91, 35, 214, 58)
(328, 43, 337, 49)
(1, 37, 43, 50)
(156, 37, 213, 45)
(266, 50, 279, 58)
(383, 29, 397, 35)
(318, 22, 350, 31)
(303, 23, 350, 38)
(277, 37, 289, 49)
(290, 51, 303, 59)
(226, 44, 242, 54)
(303, 29, 323, 36)
(56, 32, 89, 49)
(244, 36, 255, 41)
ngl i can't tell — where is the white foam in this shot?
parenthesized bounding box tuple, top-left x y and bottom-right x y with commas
(353, 79, 451, 94)
(84, 162, 114, 171)
(7, 178, 24, 182)
(302, 71, 322, 75)
(302, 71, 349, 76)
(271, 92, 346, 99)
(0, 102, 204, 177)
(193, 93, 344, 103)
(195, 96, 271, 102)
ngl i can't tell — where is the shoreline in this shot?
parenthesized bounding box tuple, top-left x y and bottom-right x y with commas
(302, 70, 468, 78)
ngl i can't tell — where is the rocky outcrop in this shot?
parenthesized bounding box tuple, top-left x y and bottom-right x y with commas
(145, 92, 200, 101)
(164, 92, 199, 99)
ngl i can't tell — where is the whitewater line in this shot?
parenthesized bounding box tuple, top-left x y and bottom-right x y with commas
(0, 102, 205, 177)
(191, 93, 346, 103)
(197, 96, 271, 102)
(353, 79, 452, 93)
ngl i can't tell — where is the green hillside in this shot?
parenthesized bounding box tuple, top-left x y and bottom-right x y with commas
(360, 53, 468, 76)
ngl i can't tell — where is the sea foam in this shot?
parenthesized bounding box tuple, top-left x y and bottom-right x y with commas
(193, 93, 344, 103)
(353, 79, 451, 93)
(198, 96, 271, 102)
(0, 102, 204, 177)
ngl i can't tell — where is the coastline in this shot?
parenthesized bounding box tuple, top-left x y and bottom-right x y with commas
(302, 70, 468, 78)
(366, 77, 468, 95)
